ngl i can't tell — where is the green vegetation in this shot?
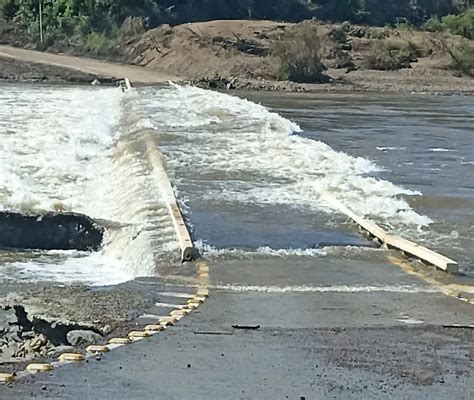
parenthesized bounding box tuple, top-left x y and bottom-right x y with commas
(0, 1, 471, 56)
(273, 22, 328, 83)
(364, 39, 420, 70)
(449, 40, 474, 76)
(423, 8, 474, 39)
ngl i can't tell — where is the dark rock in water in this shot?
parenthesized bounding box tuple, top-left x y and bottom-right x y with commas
(0, 211, 103, 251)
(66, 330, 103, 346)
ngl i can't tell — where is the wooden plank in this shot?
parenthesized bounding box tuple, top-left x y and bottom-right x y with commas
(123, 78, 197, 262)
(145, 137, 197, 262)
(332, 199, 458, 274)
(384, 234, 458, 273)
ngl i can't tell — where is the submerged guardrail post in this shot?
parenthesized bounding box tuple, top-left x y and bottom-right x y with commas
(333, 200, 458, 274)
(122, 78, 197, 262)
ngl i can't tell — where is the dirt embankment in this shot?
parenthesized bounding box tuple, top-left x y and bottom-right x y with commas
(1, 19, 473, 92)
(122, 19, 474, 93)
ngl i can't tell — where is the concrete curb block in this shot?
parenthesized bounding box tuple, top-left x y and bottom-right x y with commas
(334, 200, 458, 273)
(25, 363, 54, 372)
(58, 353, 84, 362)
(0, 373, 14, 384)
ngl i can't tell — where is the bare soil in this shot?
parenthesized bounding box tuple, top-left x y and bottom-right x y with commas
(1, 19, 473, 93)
(125, 19, 474, 94)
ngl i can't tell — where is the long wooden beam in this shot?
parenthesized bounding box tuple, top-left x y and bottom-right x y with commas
(145, 137, 197, 262)
(334, 200, 458, 274)
(123, 79, 197, 262)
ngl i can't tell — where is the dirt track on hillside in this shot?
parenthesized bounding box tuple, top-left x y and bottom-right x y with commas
(0, 45, 179, 84)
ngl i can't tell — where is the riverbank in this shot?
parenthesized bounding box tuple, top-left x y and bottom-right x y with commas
(1, 19, 473, 94)
(3, 53, 473, 95)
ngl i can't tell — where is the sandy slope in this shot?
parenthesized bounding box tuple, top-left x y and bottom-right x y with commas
(125, 19, 474, 93)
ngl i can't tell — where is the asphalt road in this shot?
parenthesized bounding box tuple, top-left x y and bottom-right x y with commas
(1, 252, 473, 399)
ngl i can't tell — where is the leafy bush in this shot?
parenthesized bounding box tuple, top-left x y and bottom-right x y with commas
(423, 9, 474, 39)
(118, 17, 145, 42)
(0, 0, 17, 20)
(364, 39, 419, 70)
(449, 41, 474, 76)
(273, 23, 328, 83)
(423, 16, 443, 32)
(83, 32, 115, 57)
(442, 9, 474, 39)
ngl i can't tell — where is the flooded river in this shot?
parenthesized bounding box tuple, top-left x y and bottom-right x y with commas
(0, 83, 473, 285)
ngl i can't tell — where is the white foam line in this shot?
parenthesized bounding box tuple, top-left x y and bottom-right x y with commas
(210, 283, 439, 294)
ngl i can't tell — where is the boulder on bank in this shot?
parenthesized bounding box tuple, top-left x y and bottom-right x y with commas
(66, 330, 103, 346)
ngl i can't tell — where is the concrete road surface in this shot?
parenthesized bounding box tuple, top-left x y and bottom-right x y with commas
(1, 255, 473, 399)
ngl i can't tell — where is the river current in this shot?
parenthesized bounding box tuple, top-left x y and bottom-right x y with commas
(0, 83, 472, 285)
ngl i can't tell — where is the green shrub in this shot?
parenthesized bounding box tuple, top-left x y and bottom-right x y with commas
(364, 39, 420, 70)
(0, 0, 17, 20)
(449, 41, 474, 76)
(118, 17, 145, 41)
(423, 9, 474, 39)
(83, 31, 115, 57)
(273, 23, 328, 83)
(442, 9, 474, 39)
(423, 16, 443, 32)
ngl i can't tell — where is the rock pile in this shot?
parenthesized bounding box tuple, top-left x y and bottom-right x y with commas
(0, 305, 102, 364)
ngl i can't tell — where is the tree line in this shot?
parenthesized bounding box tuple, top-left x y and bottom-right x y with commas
(0, 0, 471, 48)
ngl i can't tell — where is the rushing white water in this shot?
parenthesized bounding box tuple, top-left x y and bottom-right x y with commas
(0, 85, 178, 285)
(209, 283, 439, 294)
(195, 240, 385, 260)
(139, 84, 431, 228)
(0, 83, 437, 284)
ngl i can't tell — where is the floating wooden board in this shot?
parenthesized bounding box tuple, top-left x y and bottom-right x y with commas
(334, 201, 458, 274)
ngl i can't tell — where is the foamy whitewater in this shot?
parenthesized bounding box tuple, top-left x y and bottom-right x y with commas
(0, 85, 178, 285)
(0, 83, 432, 284)
(139, 84, 431, 227)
